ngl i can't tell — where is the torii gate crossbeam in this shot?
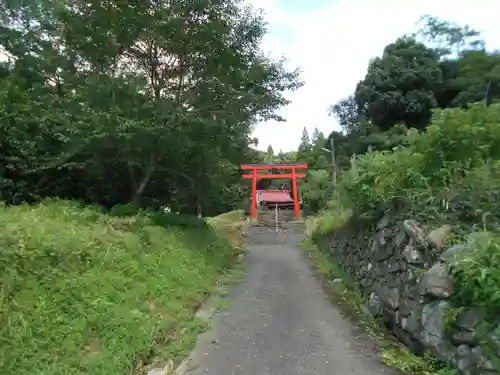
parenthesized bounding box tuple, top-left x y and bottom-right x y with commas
(240, 163, 308, 218)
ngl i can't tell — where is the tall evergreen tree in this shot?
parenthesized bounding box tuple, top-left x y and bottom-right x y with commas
(265, 144, 275, 163)
(311, 127, 322, 146)
(298, 127, 312, 155)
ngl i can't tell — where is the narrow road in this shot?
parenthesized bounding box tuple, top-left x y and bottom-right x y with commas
(186, 240, 400, 375)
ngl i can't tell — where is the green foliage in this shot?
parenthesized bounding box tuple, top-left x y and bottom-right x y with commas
(0, 0, 302, 214)
(329, 95, 360, 133)
(442, 162, 500, 229)
(452, 50, 500, 106)
(412, 104, 500, 183)
(330, 16, 500, 156)
(381, 349, 458, 375)
(298, 127, 312, 156)
(109, 203, 142, 217)
(450, 233, 500, 314)
(264, 145, 275, 163)
(300, 169, 334, 214)
(355, 36, 442, 130)
(109, 204, 209, 229)
(335, 104, 500, 227)
(338, 145, 426, 213)
(0, 199, 236, 374)
(416, 15, 485, 58)
(308, 207, 353, 242)
(305, 103, 500, 372)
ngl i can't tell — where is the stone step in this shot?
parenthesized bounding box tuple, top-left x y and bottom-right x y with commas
(254, 222, 305, 227)
(252, 225, 305, 231)
(245, 230, 306, 245)
(248, 208, 306, 245)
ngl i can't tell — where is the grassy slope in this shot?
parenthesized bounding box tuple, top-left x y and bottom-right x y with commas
(0, 200, 244, 375)
(206, 209, 248, 250)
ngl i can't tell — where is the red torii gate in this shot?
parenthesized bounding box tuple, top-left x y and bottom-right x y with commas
(240, 163, 308, 218)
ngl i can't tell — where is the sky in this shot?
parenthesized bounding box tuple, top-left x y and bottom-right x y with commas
(247, 0, 500, 152)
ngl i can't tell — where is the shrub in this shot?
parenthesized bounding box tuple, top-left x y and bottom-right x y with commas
(110, 203, 208, 229)
(412, 104, 500, 185)
(450, 233, 500, 316)
(443, 162, 500, 231)
(109, 203, 141, 217)
(338, 146, 426, 213)
(333, 103, 500, 228)
(301, 169, 335, 214)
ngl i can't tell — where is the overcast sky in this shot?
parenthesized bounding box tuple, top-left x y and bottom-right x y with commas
(247, 0, 500, 152)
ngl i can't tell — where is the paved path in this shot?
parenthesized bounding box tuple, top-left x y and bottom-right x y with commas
(186, 241, 400, 375)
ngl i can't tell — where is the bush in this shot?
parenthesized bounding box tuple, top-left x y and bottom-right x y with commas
(0, 199, 235, 375)
(450, 233, 500, 316)
(334, 103, 500, 228)
(338, 146, 426, 214)
(301, 169, 335, 214)
(412, 104, 500, 185)
(443, 162, 500, 231)
(109, 203, 141, 217)
(109, 204, 208, 229)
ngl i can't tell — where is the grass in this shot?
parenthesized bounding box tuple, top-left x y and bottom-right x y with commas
(304, 205, 353, 239)
(206, 209, 249, 252)
(300, 239, 377, 330)
(301, 237, 458, 375)
(0, 200, 243, 375)
(450, 232, 500, 318)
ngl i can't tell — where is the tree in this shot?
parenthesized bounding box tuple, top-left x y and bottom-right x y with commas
(276, 150, 297, 164)
(354, 36, 442, 130)
(0, 0, 302, 214)
(300, 169, 333, 214)
(453, 51, 500, 106)
(264, 144, 275, 163)
(329, 95, 361, 134)
(417, 15, 485, 58)
(311, 127, 323, 146)
(309, 128, 328, 169)
(298, 127, 312, 155)
(416, 15, 500, 108)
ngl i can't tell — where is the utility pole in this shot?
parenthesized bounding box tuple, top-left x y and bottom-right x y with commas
(330, 137, 336, 185)
(321, 138, 337, 185)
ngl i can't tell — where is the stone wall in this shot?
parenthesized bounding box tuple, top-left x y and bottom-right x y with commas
(322, 214, 500, 374)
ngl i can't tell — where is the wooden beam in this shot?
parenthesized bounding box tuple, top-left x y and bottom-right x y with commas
(250, 168, 257, 218)
(291, 167, 299, 216)
(240, 164, 308, 171)
(242, 173, 306, 179)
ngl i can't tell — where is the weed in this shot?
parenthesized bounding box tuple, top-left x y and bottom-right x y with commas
(206, 209, 249, 251)
(450, 232, 500, 318)
(381, 349, 459, 375)
(306, 207, 353, 240)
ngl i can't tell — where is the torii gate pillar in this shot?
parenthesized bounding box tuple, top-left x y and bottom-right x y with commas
(240, 163, 308, 218)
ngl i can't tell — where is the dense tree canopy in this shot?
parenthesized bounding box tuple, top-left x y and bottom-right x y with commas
(0, 0, 302, 215)
(296, 16, 500, 216)
(355, 36, 442, 130)
(327, 16, 500, 167)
